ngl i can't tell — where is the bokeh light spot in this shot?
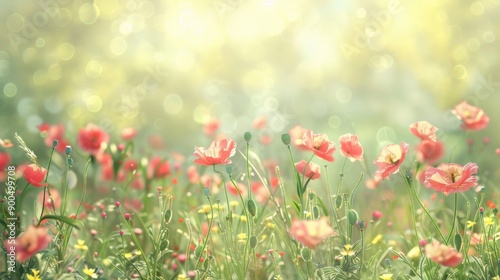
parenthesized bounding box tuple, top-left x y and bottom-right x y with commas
(48, 64, 62, 80)
(44, 96, 64, 114)
(356, 8, 367, 18)
(138, 1, 155, 18)
(67, 103, 82, 119)
(26, 115, 43, 133)
(110, 37, 127, 55)
(36, 38, 45, 48)
(265, 97, 279, 111)
(58, 43, 75, 60)
(163, 94, 183, 115)
(376, 127, 396, 145)
(79, 3, 99, 24)
(452, 64, 467, 80)
(86, 95, 103, 112)
(470, 2, 484, 15)
(336, 88, 352, 103)
(483, 31, 495, 43)
(6, 13, 24, 32)
(466, 38, 480, 51)
(452, 46, 468, 61)
(328, 115, 341, 128)
(4, 83, 17, 97)
(192, 105, 209, 123)
(33, 70, 48, 86)
(86, 60, 103, 78)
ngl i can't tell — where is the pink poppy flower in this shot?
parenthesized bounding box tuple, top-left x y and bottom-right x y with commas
(302, 130, 336, 162)
(203, 116, 220, 137)
(77, 123, 109, 155)
(451, 101, 490, 131)
(409, 121, 438, 141)
(295, 160, 321, 180)
(424, 241, 463, 267)
(121, 127, 137, 141)
(339, 133, 364, 162)
(4, 225, 52, 262)
(415, 139, 444, 165)
(194, 139, 236, 166)
(424, 162, 478, 195)
(187, 165, 200, 184)
(23, 164, 48, 187)
(38, 188, 61, 209)
(289, 218, 335, 249)
(289, 125, 309, 151)
(252, 116, 267, 130)
(373, 142, 409, 179)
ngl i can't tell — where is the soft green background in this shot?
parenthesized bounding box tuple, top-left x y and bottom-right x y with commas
(1, 0, 499, 158)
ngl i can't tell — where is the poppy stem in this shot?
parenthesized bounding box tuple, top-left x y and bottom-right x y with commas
(446, 193, 459, 245)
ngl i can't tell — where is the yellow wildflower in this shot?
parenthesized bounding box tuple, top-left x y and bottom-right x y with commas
(124, 252, 133, 259)
(379, 273, 393, 280)
(198, 205, 211, 213)
(372, 234, 383, 245)
(467, 220, 476, 228)
(103, 258, 112, 266)
(407, 246, 420, 259)
(240, 215, 248, 222)
(27, 269, 42, 280)
(230, 201, 239, 207)
(484, 216, 494, 226)
(74, 239, 88, 251)
(83, 266, 98, 279)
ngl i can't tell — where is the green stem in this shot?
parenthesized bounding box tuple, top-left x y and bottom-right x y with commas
(401, 172, 420, 246)
(196, 196, 215, 270)
(228, 175, 251, 275)
(407, 172, 447, 243)
(445, 193, 458, 245)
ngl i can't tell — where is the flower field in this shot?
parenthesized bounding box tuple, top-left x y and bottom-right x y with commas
(1, 100, 499, 279)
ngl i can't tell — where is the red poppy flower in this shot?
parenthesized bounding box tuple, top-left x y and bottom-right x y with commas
(38, 123, 70, 154)
(295, 160, 321, 180)
(289, 218, 335, 249)
(373, 142, 409, 179)
(339, 133, 364, 162)
(193, 139, 236, 166)
(415, 139, 444, 165)
(409, 121, 438, 141)
(0, 151, 10, 171)
(424, 241, 463, 267)
(451, 101, 490, 131)
(424, 162, 478, 195)
(4, 225, 52, 262)
(77, 123, 109, 155)
(23, 164, 48, 187)
(302, 130, 336, 162)
(148, 157, 171, 178)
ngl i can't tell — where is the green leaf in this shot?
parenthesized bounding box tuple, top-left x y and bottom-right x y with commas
(40, 214, 83, 229)
(292, 200, 300, 215)
(316, 195, 329, 217)
(454, 233, 462, 252)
